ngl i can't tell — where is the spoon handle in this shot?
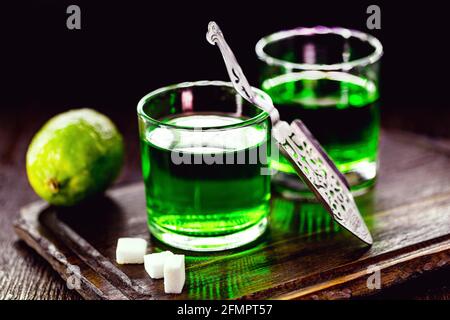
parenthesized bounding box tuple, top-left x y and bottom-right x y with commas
(206, 22, 280, 123)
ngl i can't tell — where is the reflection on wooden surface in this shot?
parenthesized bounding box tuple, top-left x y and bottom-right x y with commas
(14, 131, 450, 299)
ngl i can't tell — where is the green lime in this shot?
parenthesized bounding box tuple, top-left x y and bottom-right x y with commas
(26, 108, 125, 206)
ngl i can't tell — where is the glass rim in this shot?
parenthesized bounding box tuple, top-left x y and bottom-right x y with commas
(137, 80, 271, 131)
(255, 26, 383, 71)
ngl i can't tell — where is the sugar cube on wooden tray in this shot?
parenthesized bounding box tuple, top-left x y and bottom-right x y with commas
(144, 251, 173, 279)
(164, 254, 186, 294)
(115, 238, 147, 264)
(115, 238, 185, 294)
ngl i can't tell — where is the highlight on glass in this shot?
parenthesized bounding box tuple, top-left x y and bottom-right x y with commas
(137, 81, 273, 251)
(256, 26, 383, 197)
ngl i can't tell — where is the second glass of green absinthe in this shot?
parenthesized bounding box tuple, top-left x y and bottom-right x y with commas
(140, 113, 271, 238)
(262, 71, 380, 191)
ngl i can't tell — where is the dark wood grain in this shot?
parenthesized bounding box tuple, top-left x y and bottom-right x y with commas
(0, 105, 139, 300)
(0, 106, 79, 300)
(2, 104, 450, 300)
(12, 130, 450, 300)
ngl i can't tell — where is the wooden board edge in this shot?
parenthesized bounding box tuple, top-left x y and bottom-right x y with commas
(40, 210, 152, 300)
(249, 238, 450, 300)
(13, 187, 450, 300)
(13, 202, 128, 300)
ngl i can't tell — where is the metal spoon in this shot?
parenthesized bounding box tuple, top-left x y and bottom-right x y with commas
(206, 21, 373, 245)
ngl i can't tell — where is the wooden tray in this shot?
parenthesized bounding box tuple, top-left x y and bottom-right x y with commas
(14, 130, 450, 300)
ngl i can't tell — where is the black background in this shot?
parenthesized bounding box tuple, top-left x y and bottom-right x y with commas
(1, 1, 449, 114)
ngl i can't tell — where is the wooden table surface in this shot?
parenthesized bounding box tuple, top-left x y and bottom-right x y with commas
(1, 104, 449, 300)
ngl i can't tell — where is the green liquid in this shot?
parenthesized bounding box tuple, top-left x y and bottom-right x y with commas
(140, 114, 270, 241)
(262, 71, 380, 190)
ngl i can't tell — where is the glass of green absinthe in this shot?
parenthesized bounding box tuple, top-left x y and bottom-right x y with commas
(256, 26, 383, 197)
(138, 81, 272, 251)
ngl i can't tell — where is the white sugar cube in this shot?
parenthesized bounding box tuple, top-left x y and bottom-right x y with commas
(116, 238, 147, 264)
(144, 251, 174, 279)
(164, 254, 185, 294)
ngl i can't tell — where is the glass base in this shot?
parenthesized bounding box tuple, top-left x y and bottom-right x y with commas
(148, 218, 268, 252)
(273, 160, 377, 200)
